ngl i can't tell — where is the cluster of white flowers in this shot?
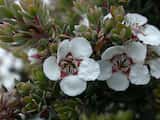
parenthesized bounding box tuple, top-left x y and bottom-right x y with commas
(0, 48, 23, 91)
(42, 13, 160, 96)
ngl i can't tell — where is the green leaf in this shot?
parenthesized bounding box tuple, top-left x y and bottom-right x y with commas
(11, 3, 23, 20)
(0, 6, 14, 19)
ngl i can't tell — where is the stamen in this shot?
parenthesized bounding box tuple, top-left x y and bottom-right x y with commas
(111, 53, 133, 74)
(59, 53, 81, 79)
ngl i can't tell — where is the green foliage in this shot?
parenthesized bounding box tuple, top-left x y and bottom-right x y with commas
(0, 0, 54, 48)
(53, 99, 81, 120)
(80, 110, 133, 120)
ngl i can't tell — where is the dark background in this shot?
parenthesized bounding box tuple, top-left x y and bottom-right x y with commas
(127, 0, 160, 28)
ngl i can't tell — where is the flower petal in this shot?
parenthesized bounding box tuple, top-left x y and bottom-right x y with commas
(57, 40, 70, 62)
(125, 13, 148, 26)
(102, 46, 125, 60)
(149, 59, 160, 79)
(43, 56, 60, 81)
(70, 37, 92, 59)
(125, 42, 146, 63)
(60, 75, 87, 96)
(80, 14, 89, 27)
(2, 74, 20, 91)
(27, 48, 38, 57)
(78, 58, 100, 81)
(107, 72, 129, 91)
(129, 64, 150, 85)
(27, 48, 39, 64)
(103, 13, 112, 21)
(98, 60, 112, 80)
(137, 24, 160, 46)
(0, 48, 6, 56)
(14, 59, 23, 70)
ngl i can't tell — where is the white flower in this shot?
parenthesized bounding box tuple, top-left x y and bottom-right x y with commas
(124, 13, 160, 46)
(0, 48, 23, 91)
(98, 42, 150, 91)
(43, 37, 100, 96)
(27, 48, 41, 64)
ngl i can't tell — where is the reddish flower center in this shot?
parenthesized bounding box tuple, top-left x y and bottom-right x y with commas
(111, 53, 133, 74)
(131, 25, 146, 37)
(31, 54, 42, 59)
(59, 53, 81, 79)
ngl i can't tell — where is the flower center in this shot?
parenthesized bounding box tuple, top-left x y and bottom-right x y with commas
(111, 53, 133, 74)
(59, 53, 81, 79)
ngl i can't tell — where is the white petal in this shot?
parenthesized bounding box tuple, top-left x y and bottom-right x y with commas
(144, 24, 160, 34)
(78, 58, 100, 81)
(2, 53, 13, 68)
(0, 48, 6, 56)
(2, 74, 20, 91)
(43, 56, 60, 81)
(149, 59, 160, 79)
(14, 0, 21, 5)
(42, 0, 50, 5)
(14, 59, 23, 70)
(97, 60, 112, 80)
(125, 13, 148, 26)
(129, 64, 150, 85)
(125, 42, 146, 63)
(27, 48, 39, 64)
(80, 14, 89, 27)
(137, 24, 160, 46)
(27, 48, 38, 57)
(57, 40, 70, 62)
(103, 13, 112, 21)
(107, 72, 129, 91)
(70, 37, 92, 59)
(60, 75, 87, 96)
(29, 57, 39, 64)
(102, 46, 125, 60)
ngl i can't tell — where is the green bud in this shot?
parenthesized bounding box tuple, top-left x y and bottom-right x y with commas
(111, 33, 122, 44)
(16, 82, 32, 96)
(23, 96, 33, 104)
(22, 101, 38, 113)
(110, 6, 125, 22)
(103, 19, 115, 33)
(87, 6, 102, 26)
